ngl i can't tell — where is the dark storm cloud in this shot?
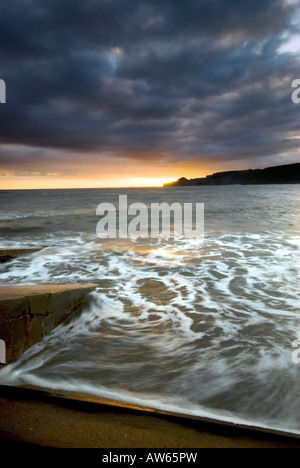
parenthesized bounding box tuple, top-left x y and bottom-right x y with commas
(0, 0, 299, 172)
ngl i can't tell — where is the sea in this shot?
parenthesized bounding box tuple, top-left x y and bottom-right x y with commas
(0, 185, 299, 435)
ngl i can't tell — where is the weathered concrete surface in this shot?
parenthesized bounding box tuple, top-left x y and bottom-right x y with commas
(0, 248, 41, 264)
(8, 384, 299, 441)
(0, 284, 96, 364)
(0, 385, 299, 448)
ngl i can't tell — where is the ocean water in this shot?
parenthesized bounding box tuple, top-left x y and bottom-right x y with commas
(0, 186, 299, 434)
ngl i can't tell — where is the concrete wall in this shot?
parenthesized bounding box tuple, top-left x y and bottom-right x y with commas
(0, 248, 41, 264)
(0, 284, 96, 364)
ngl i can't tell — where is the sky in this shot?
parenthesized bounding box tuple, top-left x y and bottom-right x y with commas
(0, 0, 299, 189)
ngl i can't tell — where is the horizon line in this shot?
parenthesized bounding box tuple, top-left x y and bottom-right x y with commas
(0, 185, 168, 191)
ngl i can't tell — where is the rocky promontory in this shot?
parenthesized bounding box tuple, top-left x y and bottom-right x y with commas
(164, 162, 300, 187)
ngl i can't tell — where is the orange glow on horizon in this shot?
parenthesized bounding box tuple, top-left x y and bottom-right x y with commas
(0, 176, 185, 190)
(0, 160, 216, 190)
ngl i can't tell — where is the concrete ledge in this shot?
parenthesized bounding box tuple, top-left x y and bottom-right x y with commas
(7, 383, 298, 441)
(0, 248, 42, 263)
(0, 284, 97, 364)
(0, 385, 299, 448)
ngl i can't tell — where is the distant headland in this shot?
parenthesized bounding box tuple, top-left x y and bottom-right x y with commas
(164, 162, 300, 187)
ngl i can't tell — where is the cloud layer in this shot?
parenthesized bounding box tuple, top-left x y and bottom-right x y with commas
(0, 0, 299, 179)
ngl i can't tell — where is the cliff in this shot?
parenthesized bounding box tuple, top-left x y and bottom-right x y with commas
(164, 162, 300, 187)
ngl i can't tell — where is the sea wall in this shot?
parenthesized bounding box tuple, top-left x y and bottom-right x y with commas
(0, 248, 42, 264)
(0, 284, 96, 364)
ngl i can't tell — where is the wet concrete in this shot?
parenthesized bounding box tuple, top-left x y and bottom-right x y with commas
(0, 284, 96, 363)
(0, 248, 42, 263)
(0, 385, 299, 448)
